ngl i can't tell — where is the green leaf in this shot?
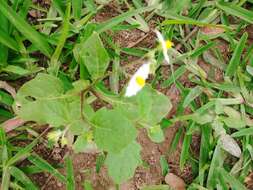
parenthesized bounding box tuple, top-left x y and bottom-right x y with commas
(217, 1, 253, 24)
(49, 2, 71, 75)
(65, 156, 75, 190)
(7, 136, 40, 166)
(199, 125, 211, 185)
(160, 155, 169, 176)
(180, 124, 193, 170)
(222, 106, 246, 129)
(162, 65, 186, 88)
(147, 125, 165, 143)
(74, 32, 110, 80)
(231, 127, 253, 137)
(0, 28, 19, 51)
(207, 146, 225, 189)
(225, 33, 248, 77)
(9, 166, 38, 190)
(72, 0, 82, 19)
(0, 1, 52, 57)
(246, 65, 253, 76)
(92, 108, 137, 153)
(1, 167, 10, 190)
(183, 86, 202, 108)
(2, 65, 33, 76)
(14, 73, 88, 133)
(95, 6, 156, 33)
(83, 181, 94, 190)
(114, 85, 172, 126)
(105, 141, 141, 184)
(73, 132, 97, 153)
(28, 154, 66, 183)
(218, 168, 247, 190)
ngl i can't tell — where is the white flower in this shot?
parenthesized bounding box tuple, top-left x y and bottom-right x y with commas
(125, 62, 151, 97)
(155, 30, 173, 65)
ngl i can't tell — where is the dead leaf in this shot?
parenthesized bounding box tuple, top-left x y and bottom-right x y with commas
(165, 173, 185, 190)
(201, 26, 225, 35)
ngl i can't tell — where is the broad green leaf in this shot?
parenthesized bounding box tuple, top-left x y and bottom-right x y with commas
(115, 85, 172, 126)
(73, 132, 97, 153)
(15, 73, 64, 102)
(28, 154, 66, 183)
(105, 141, 141, 184)
(225, 33, 248, 77)
(9, 166, 38, 190)
(217, 1, 253, 24)
(92, 108, 137, 153)
(14, 73, 89, 133)
(147, 125, 165, 143)
(74, 32, 109, 80)
(0, 1, 52, 57)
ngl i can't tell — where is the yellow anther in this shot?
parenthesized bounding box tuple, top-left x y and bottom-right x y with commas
(165, 40, 173, 49)
(136, 76, 145, 87)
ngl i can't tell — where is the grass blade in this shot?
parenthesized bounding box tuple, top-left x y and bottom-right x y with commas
(218, 168, 247, 190)
(179, 123, 193, 170)
(199, 125, 211, 185)
(65, 156, 75, 190)
(7, 136, 40, 166)
(207, 146, 225, 189)
(183, 86, 202, 108)
(225, 33, 248, 77)
(9, 166, 38, 190)
(96, 5, 156, 33)
(28, 154, 66, 183)
(217, 1, 253, 24)
(72, 0, 82, 19)
(0, 28, 19, 51)
(0, 1, 52, 57)
(162, 65, 186, 88)
(1, 167, 10, 190)
(49, 1, 71, 75)
(231, 127, 253, 137)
